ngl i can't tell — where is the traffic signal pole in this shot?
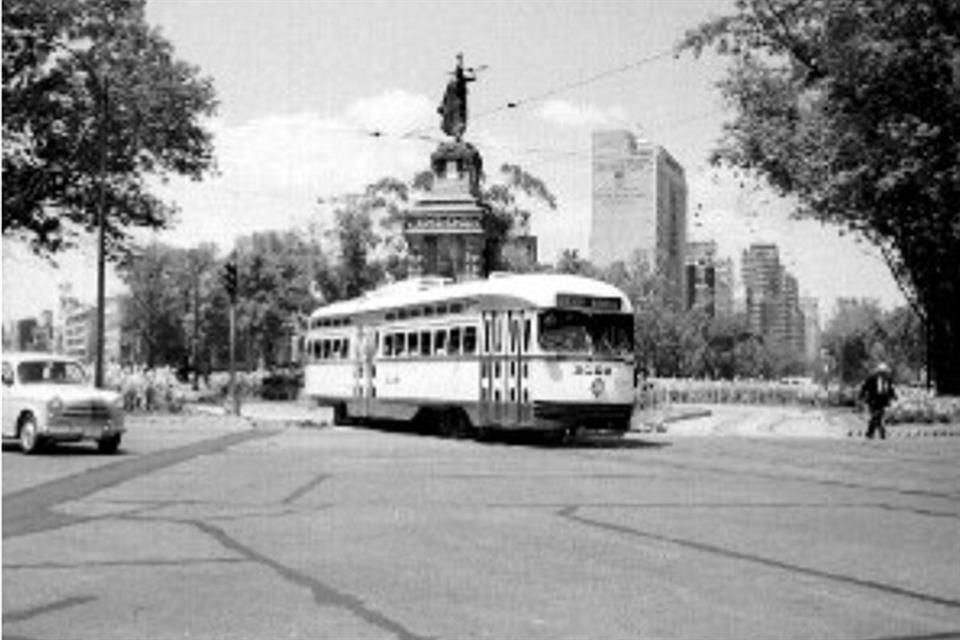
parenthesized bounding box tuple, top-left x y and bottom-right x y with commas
(229, 300, 238, 415)
(223, 258, 240, 415)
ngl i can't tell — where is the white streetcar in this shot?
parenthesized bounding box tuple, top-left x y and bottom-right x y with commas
(303, 273, 636, 439)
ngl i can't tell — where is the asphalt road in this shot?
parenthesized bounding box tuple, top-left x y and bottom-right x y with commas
(4, 415, 960, 640)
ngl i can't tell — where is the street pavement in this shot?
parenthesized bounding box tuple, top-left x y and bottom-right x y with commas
(4, 406, 960, 640)
(240, 399, 960, 439)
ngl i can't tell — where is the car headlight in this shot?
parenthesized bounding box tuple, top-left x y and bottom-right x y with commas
(47, 396, 64, 418)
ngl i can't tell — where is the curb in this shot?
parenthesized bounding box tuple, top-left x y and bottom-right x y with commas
(845, 427, 960, 438)
(632, 408, 713, 433)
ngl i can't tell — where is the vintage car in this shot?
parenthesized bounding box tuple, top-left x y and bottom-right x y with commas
(2, 352, 125, 454)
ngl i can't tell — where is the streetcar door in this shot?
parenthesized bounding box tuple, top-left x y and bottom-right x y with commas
(356, 325, 376, 419)
(507, 311, 532, 426)
(363, 328, 378, 417)
(479, 311, 496, 426)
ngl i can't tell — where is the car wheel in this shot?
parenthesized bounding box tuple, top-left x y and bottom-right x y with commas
(19, 415, 42, 455)
(97, 434, 121, 455)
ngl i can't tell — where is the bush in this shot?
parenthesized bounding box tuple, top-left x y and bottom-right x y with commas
(886, 391, 960, 425)
(105, 364, 186, 413)
(643, 378, 958, 424)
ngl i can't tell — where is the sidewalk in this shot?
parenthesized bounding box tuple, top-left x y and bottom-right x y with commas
(638, 403, 960, 439)
(182, 399, 333, 427)
(239, 400, 332, 427)
(186, 400, 960, 438)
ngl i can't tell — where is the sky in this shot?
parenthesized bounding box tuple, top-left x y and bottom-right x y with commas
(2, 0, 906, 325)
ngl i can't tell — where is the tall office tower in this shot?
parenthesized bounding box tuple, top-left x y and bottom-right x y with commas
(684, 240, 733, 316)
(781, 272, 805, 355)
(742, 243, 782, 338)
(800, 297, 821, 364)
(741, 243, 805, 353)
(590, 129, 687, 306)
(713, 257, 735, 317)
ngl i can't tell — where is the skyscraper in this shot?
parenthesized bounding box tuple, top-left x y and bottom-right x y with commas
(685, 240, 734, 317)
(800, 297, 821, 364)
(590, 129, 687, 306)
(741, 243, 805, 354)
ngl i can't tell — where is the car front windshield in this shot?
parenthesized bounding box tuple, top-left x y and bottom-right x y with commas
(538, 309, 633, 355)
(17, 360, 87, 385)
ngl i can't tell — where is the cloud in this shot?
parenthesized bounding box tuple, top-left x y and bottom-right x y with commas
(150, 89, 438, 249)
(535, 99, 629, 129)
(344, 89, 435, 135)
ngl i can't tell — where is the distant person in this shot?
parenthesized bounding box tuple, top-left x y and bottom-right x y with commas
(859, 362, 897, 439)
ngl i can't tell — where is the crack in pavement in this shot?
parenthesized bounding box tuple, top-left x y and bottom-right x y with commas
(569, 448, 960, 503)
(186, 518, 435, 640)
(3, 429, 278, 540)
(5, 557, 247, 571)
(557, 505, 960, 611)
(4, 595, 98, 623)
(281, 472, 331, 505)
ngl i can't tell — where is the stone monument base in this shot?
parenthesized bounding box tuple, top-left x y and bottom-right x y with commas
(404, 141, 492, 281)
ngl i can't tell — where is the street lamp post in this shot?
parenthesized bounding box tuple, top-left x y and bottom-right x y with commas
(54, 42, 110, 388)
(94, 78, 108, 388)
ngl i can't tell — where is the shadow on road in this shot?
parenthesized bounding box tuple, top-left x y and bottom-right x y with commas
(2, 441, 125, 457)
(352, 420, 670, 450)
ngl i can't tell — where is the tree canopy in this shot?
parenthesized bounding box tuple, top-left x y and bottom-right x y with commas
(679, 0, 960, 393)
(3, 0, 217, 257)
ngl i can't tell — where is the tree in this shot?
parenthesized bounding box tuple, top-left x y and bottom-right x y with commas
(554, 249, 596, 277)
(234, 231, 333, 369)
(483, 163, 557, 272)
(119, 241, 192, 368)
(3, 0, 217, 257)
(320, 163, 557, 297)
(820, 299, 884, 384)
(680, 0, 960, 394)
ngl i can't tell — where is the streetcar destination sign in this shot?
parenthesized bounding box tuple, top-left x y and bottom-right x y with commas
(556, 294, 622, 311)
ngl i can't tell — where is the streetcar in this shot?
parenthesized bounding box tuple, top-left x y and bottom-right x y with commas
(302, 272, 636, 439)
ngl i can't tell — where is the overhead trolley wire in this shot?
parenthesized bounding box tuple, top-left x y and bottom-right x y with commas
(399, 47, 676, 140)
(473, 48, 675, 120)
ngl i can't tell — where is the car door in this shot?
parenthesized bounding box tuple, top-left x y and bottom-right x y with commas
(2, 360, 16, 437)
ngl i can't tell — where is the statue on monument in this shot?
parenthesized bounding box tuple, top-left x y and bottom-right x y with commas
(437, 53, 477, 141)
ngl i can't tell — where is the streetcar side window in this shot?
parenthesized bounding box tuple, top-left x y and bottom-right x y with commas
(383, 334, 394, 357)
(434, 329, 447, 355)
(463, 326, 477, 354)
(341, 339, 350, 359)
(448, 327, 461, 355)
(408, 331, 419, 355)
(419, 331, 431, 357)
(394, 333, 406, 356)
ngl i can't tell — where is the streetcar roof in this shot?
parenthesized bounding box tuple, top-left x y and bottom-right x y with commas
(309, 273, 632, 320)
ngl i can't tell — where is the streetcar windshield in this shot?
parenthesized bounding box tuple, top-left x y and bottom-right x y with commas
(538, 309, 633, 355)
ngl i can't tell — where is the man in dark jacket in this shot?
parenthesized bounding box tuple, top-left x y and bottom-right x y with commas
(859, 363, 897, 439)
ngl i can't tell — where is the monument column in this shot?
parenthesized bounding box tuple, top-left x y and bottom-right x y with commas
(403, 54, 493, 281)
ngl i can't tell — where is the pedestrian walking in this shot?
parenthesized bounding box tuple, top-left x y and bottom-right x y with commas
(859, 362, 897, 439)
